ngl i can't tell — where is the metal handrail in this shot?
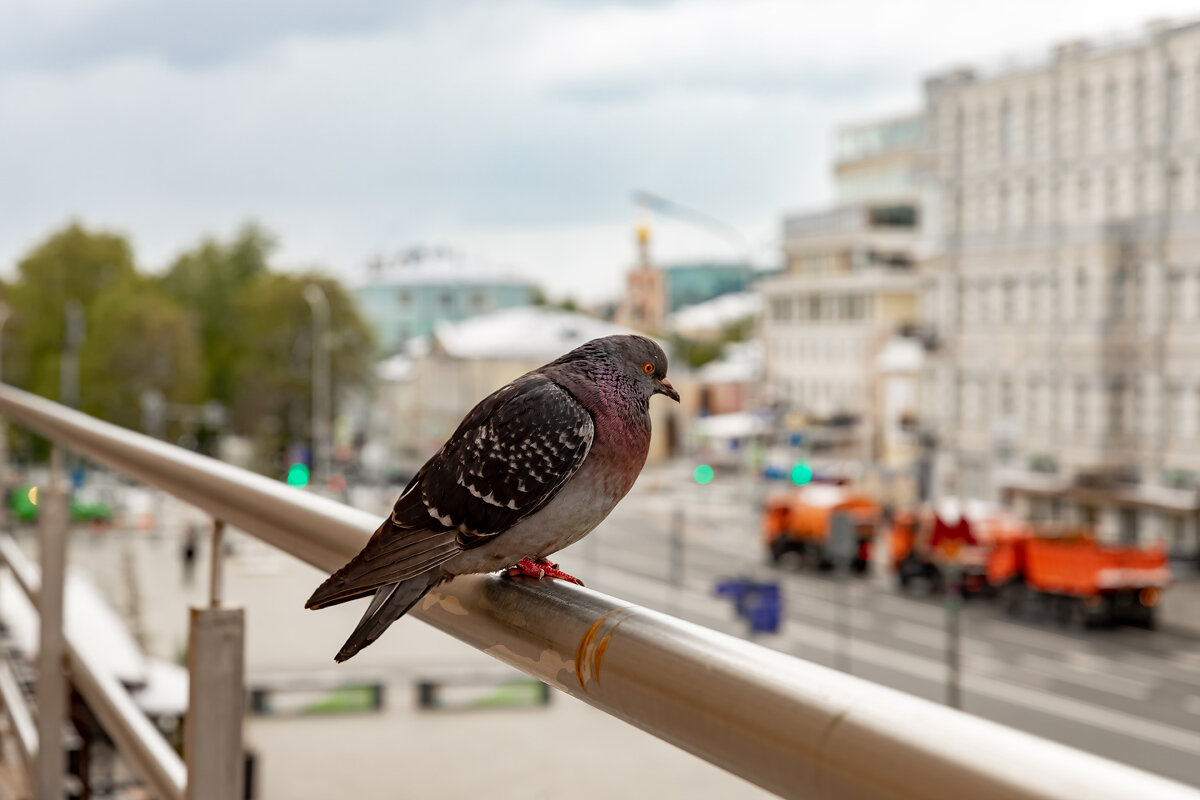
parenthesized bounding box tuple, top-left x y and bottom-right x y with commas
(0, 383, 1197, 800)
(0, 535, 186, 800)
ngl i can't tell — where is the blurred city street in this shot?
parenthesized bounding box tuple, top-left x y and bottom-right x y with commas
(10, 3, 1200, 797)
(29, 464, 1200, 797)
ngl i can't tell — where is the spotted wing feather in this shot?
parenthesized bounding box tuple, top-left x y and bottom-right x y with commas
(305, 375, 594, 610)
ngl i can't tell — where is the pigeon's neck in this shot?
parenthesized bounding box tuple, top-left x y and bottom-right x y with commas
(549, 366, 651, 448)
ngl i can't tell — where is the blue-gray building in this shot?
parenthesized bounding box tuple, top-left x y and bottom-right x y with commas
(354, 251, 538, 355)
(663, 262, 762, 313)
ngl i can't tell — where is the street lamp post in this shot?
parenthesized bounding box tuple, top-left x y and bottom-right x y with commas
(61, 299, 85, 409)
(303, 284, 332, 488)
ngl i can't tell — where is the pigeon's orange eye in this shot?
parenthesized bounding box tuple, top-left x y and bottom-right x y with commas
(643, 363, 655, 374)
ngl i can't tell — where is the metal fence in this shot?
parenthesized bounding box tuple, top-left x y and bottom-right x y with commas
(0, 383, 1197, 800)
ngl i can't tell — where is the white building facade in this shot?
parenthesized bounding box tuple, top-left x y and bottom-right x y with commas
(920, 20, 1200, 558)
(762, 114, 925, 464)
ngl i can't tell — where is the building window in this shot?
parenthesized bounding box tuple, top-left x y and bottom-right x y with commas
(1000, 99, 1014, 160)
(1170, 164, 1184, 214)
(1075, 269, 1088, 321)
(1108, 377, 1126, 435)
(1104, 78, 1117, 147)
(1169, 64, 1182, 137)
(440, 292, 454, 310)
(1110, 267, 1127, 321)
(1075, 380, 1088, 433)
(1027, 377, 1040, 429)
(1133, 74, 1145, 146)
(1003, 279, 1016, 323)
(1077, 173, 1090, 219)
(1167, 382, 1183, 439)
(397, 289, 412, 307)
(1025, 94, 1037, 158)
(1077, 81, 1089, 154)
(1024, 179, 1037, 228)
(1169, 269, 1185, 321)
(977, 107, 988, 161)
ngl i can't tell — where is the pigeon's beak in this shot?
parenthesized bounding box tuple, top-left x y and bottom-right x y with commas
(656, 377, 680, 402)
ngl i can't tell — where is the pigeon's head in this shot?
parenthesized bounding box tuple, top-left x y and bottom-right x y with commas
(602, 334, 680, 403)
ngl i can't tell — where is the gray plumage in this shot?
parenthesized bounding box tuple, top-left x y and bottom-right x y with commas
(307, 334, 679, 662)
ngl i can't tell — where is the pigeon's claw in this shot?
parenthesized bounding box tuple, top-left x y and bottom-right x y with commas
(506, 557, 585, 586)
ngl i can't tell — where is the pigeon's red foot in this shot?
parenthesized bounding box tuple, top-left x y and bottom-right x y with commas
(506, 557, 584, 586)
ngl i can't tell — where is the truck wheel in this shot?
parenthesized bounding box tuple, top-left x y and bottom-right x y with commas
(925, 564, 944, 596)
(769, 537, 791, 565)
(1053, 596, 1080, 628)
(1001, 581, 1025, 617)
(1082, 596, 1112, 629)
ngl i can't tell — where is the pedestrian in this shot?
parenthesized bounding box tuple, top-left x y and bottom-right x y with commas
(181, 523, 198, 585)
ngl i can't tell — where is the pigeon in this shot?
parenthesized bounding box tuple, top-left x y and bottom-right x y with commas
(307, 334, 680, 662)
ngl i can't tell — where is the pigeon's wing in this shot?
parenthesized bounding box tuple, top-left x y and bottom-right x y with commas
(305, 375, 594, 609)
(421, 375, 596, 548)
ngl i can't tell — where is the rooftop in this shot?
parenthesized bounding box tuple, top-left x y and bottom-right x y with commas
(356, 248, 534, 289)
(926, 16, 1200, 89)
(432, 306, 644, 361)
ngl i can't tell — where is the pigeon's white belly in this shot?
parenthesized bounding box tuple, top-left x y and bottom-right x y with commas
(442, 456, 629, 576)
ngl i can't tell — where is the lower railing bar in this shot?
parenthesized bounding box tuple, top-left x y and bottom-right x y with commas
(0, 654, 37, 778)
(0, 538, 38, 608)
(68, 642, 185, 800)
(0, 535, 185, 800)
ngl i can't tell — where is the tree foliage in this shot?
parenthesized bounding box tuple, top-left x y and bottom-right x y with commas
(161, 222, 274, 404)
(5, 221, 375, 471)
(226, 273, 374, 470)
(5, 222, 136, 400)
(79, 275, 205, 431)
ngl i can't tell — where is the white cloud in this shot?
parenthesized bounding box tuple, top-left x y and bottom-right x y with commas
(2, 0, 1199, 301)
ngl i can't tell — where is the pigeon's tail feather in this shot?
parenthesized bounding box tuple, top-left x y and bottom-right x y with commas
(335, 569, 443, 663)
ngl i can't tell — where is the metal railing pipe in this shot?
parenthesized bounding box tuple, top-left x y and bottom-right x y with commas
(0, 655, 36, 778)
(0, 384, 1199, 799)
(0, 535, 186, 800)
(0, 385, 368, 575)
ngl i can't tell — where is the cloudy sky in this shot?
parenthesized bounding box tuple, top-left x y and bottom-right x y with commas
(3, 0, 1199, 301)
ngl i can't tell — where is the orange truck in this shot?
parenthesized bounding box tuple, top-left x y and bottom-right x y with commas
(987, 533, 1170, 628)
(890, 504, 1018, 596)
(764, 485, 879, 573)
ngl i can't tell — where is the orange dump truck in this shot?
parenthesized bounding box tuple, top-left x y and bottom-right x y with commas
(890, 504, 1020, 595)
(988, 533, 1170, 628)
(764, 485, 879, 573)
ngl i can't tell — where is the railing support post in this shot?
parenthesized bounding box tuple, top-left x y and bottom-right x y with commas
(36, 447, 67, 799)
(185, 518, 244, 800)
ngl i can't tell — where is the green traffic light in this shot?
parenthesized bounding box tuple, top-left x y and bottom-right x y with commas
(790, 462, 812, 485)
(693, 464, 715, 485)
(286, 462, 311, 487)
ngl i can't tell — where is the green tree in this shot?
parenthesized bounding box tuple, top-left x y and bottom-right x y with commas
(5, 222, 136, 401)
(227, 272, 374, 471)
(161, 222, 274, 404)
(78, 275, 205, 431)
